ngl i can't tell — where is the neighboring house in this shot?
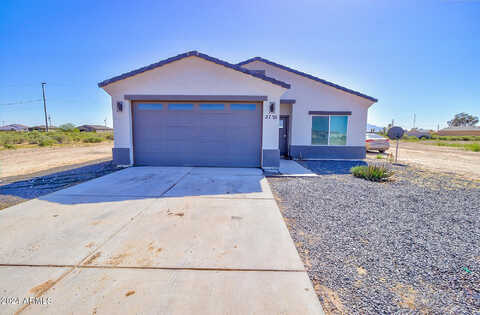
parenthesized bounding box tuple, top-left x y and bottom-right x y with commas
(0, 124, 29, 132)
(77, 124, 113, 133)
(438, 126, 480, 136)
(98, 51, 377, 169)
(28, 125, 57, 131)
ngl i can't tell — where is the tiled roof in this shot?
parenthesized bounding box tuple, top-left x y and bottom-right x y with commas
(98, 51, 290, 89)
(237, 57, 377, 102)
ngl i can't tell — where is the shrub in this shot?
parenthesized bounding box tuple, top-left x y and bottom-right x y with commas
(351, 164, 394, 181)
(82, 136, 102, 143)
(58, 123, 76, 131)
(105, 133, 114, 140)
(375, 154, 384, 159)
(49, 132, 70, 144)
(3, 143, 16, 149)
(465, 143, 480, 152)
(38, 138, 56, 146)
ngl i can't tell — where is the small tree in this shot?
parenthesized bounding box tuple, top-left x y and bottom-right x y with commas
(59, 123, 76, 131)
(447, 113, 479, 127)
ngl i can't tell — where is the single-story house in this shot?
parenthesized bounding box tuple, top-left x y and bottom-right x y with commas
(98, 51, 377, 169)
(28, 125, 57, 131)
(77, 124, 113, 133)
(0, 124, 29, 132)
(437, 127, 480, 136)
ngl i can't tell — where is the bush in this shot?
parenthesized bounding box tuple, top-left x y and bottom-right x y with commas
(58, 123, 76, 131)
(375, 154, 384, 159)
(105, 133, 114, 140)
(38, 138, 56, 146)
(465, 143, 480, 152)
(351, 164, 394, 182)
(3, 143, 16, 149)
(82, 136, 102, 143)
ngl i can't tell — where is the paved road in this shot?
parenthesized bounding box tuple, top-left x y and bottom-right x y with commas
(0, 167, 323, 314)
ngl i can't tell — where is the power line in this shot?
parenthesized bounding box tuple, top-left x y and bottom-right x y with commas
(0, 99, 42, 106)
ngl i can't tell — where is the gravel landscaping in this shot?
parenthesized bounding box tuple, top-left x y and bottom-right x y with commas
(0, 161, 121, 210)
(268, 161, 480, 314)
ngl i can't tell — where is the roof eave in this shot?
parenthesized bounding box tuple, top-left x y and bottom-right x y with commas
(98, 51, 290, 89)
(237, 57, 377, 103)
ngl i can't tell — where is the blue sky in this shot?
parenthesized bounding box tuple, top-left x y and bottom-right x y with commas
(1, 0, 479, 129)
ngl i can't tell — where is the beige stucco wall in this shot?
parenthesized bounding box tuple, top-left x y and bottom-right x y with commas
(242, 60, 375, 147)
(101, 56, 287, 164)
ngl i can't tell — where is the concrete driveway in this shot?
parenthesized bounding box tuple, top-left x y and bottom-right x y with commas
(0, 167, 323, 314)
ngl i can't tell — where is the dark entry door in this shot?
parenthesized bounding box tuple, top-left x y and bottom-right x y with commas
(279, 116, 289, 156)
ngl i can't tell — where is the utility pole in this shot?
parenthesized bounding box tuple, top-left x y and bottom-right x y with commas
(48, 115, 52, 129)
(104, 117, 107, 127)
(41, 82, 48, 132)
(413, 113, 416, 129)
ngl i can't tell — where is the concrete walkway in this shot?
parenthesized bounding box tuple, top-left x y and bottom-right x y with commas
(0, 167, 323, 314)
(279, 159, 317, 176)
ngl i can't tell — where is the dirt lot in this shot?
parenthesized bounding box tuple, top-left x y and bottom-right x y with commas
(367, 141, 480, 181)
(0, 142, 113, 181)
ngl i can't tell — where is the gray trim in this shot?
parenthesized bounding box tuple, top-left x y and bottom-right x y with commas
(290, 145, 366, 160)
(237, 57, 377, 102)
(112, 148, 130, 165)
(125, 95, 268, 102)
(98, 51, 290, 89)
(309, 111, 352, 116)
(262, 149, 280, 168)
(250, 69, 266, 75)
(280, 99, 296, 104)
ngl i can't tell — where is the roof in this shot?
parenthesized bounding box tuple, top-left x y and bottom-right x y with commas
(78, 124, 112, 130)
(98, 51, 290, 89)
(440, 126, 480, 131)
(0, 124, 29, 130)
(237, 57, 378, 103)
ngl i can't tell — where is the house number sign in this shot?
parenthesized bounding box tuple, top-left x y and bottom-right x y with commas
(264, 114, 277, 120)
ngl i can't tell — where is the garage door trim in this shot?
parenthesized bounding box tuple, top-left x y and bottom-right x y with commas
(131, 99, 263, 167)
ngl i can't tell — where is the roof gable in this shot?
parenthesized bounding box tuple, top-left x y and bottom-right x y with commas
(237, 57, 377, 103)
(98, 51, 290, 89)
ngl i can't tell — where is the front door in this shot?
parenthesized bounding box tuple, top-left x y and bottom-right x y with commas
(279, 116, 289, 156)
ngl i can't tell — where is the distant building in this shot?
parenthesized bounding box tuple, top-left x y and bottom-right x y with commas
(77, 124, 113, 133)
(0, 124, 29, 132)
(438, 126, 480, 136)
(406, 128, 432, 139)
(28, 125, 58, 131)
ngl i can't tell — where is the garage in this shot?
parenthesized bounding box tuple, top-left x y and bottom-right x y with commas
(132, 101, 262, 167)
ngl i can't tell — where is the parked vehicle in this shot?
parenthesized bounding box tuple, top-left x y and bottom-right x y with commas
(366, 133, 390, 153)
(406, 128, 431, 139)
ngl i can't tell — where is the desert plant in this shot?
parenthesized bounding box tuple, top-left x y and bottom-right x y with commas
(351, 164, 394, 181)
(82, 136, 102, 143)
(3, 143, 16, 149)
(38, 138, 56, 146)
(58, 123, 76, 131)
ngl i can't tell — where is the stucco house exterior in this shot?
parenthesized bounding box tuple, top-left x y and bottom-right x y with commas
(98, 51, 377, 169)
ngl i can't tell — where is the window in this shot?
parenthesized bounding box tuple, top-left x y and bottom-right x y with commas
(312, 116, 329, 145)
(199, 103, 225, 110)
(169, 103, 193, 110)
(312, 115, 348, 145)
(138, 103, 163, 110)
(231, 103, 256, 111)
(279, 120, 284, 128)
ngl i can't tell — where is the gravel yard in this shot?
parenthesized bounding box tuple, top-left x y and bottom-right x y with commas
(0, 161, 121, 210)
(268, 161, 480, 314)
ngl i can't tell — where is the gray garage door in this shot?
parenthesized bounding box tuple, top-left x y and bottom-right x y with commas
(133, 102, 261, 167)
